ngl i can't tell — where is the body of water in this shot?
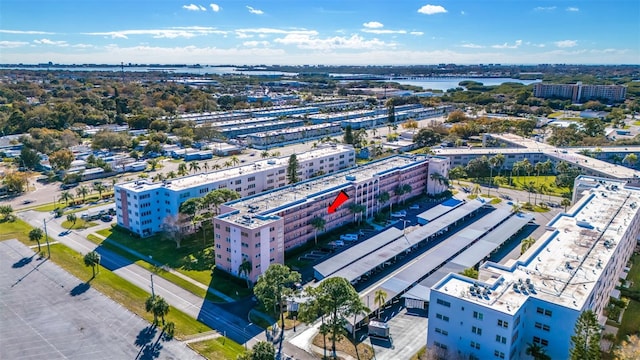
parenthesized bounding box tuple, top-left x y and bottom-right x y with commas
(387, 77, 539, 91)
(0, 65, 297, 76)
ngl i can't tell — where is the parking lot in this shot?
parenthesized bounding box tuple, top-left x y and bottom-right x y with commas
(0, 239, 203, 360)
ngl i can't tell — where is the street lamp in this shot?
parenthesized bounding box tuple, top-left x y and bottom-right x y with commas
(402, 219, 411, 234)
(293, 315, 297, 332)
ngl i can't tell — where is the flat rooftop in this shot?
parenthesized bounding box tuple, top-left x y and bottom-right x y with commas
(219, 155, 430, 229)
(434, 177, 640, 315)
(117, 144, 353, 193)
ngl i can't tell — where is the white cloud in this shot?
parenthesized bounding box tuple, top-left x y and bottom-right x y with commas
(243, 40, 270, 47)
(491, 40, 522, 49)
(410, 31, 424, 36)
(83, 27, 227, 39)
(210, 3, 220, 12)
(246, 6, 264, 15)
(362, 29, 407, 34)
(461, 10, 465, 15)
(274, 33, 391, 50)
(555, 40, 578, 48)
(71, 44, 94, 48)
(235, 28, 317, 36)
(183, 4, 205, 11)
(566, 7, 579, 12)
(363, 21, 384, 29)
(417, 4, 447, 15)
(461, 42, 484, 49)
(0, 40, 29, 48)
(235, 32, 253, 39)
(534, 6, 556, 11)
(34, 38, 68, 46)
(0, 29, 54, 35)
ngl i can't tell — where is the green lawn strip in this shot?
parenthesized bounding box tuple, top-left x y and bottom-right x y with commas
(31, 202, 59, 212)
(188, 337, 247, 360)
(97, 227, 251, 300)
(616, 254, 640, 340)
(0, 218, 32, 243)
(10, 235, 212, 339)
(61, 219, 98, 230)
(86, 234, 221, 301)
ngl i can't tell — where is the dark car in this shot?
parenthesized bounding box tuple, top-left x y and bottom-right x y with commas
(107, 208, 116, 216)
(101, 215, 113, 222)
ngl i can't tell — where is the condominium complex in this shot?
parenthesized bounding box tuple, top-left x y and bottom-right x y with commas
(427, 176, 640, 359)
(114, 144, 356, 237)
(213, 155, 450, 282)
(533, 82, 626, 103)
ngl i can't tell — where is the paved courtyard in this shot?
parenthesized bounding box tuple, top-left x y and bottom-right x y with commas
(0, 239, 204, 360)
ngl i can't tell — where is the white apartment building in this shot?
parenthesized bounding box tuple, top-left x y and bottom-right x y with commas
(427, 176, 640, 360)
(114, 144, 356, 237)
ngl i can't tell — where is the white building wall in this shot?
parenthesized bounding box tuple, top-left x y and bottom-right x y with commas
(260, 227, 270, 276)
(229, 225, 242, 275)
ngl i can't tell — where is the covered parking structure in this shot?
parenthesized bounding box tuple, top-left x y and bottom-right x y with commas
(400, 211, 535, 310)
(416, 197, 464, 225)
(327, 200, 488, 285)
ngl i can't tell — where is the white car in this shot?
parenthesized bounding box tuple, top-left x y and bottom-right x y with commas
(409, 204, 420, 210)
(391, 210, 407, 218)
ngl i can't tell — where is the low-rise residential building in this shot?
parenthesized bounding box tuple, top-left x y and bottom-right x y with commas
(427, 176, 640, 359)
(213, 155, 450, 282)
(114, 144, 356, 237)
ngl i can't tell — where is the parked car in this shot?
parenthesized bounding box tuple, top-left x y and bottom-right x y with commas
(391, 210, 407, 218)
(409, 204, 420, 210)
(107, 208, 116, 215)
(22, 199, 33, 205)
(340, 234, 358, 242)
(101, 215, 113, 222)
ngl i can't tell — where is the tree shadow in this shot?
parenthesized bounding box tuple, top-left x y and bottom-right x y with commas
(138, 341, 163, 360)
(134, 325, 157, 348)
(12, 255, 34, 268)
(69, 282, 90, 296)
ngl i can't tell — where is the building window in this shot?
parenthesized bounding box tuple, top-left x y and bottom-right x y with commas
(470, 341, 480, 350)
(472, 326, 482, 335)
(497, 320, 508, 328)
(436, 299, 451, 307)
(536, 307, 552, 317)
(435, 328, 448, 336)
(473, 311, 483, 320)
(494, 350, 505, 359)
(495, 335, 507, 344)
(435, 313, 449, 322)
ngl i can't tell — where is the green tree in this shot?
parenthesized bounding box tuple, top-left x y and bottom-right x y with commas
(49, 149, 75, 171)
(83, 251, 101, 278)
(3, 172, 28, 193)
(569, 310, 601, 360)
(460, 267, 479, 279)
(163, 322, 175, 340)
(348, 203, 366, 225)
(253, 264, 301, 340)
(230, 156, 240, 166)
(561, 198, 572, 212)
(343, 125, 354, 145)
(93, 182, 106, 199)
(374, 289, 387, 319)
(18, 147, 41, 170)
(66, 213, 77, 229)
(177, 163, 188, 176)
(145, 295, 170, 326)
(260, 150, 270, 159)
(147, 158, 159, 171)
(449, 166, 467, 184)
(188, 161, 201, 174)
(623, 153, 638, 168)
(179, 197, 201, 232)
(309, 217, 326, 245)
(76, 185, 89, 203)
(520, 237, 536, 254)
(238, 259, 253, 288)
(59, 190, 73, 205)
(0, 205, 14, 221)
(526, 342, 551, 360)
(376, 191, 391, 214)
(29, 228, 43, 253)
(238, 341, 276, 360)
(287, 154, 300, 184)
(614, 334, 640, 360)
(413, 128, 442, 148)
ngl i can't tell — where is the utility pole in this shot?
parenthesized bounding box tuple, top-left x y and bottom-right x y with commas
(150, 274, 155, 297)
(43, 218, 50, 258)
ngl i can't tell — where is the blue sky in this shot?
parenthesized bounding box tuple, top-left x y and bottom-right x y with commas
(1, 0, 638, 65)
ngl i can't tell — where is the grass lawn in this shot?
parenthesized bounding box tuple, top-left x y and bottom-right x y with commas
(495, 175, 570, 197)
(311, 332, 374, 360)
(61, 219, 98, 230)
(31, 202, 59, 212)
(188, 337, 246, 360)
(0, 218, 33, 243)
(96, 226, 251, 299)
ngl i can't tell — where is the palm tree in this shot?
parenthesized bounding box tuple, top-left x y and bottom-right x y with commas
(238, 259, 253, 288)
(376, 191, 391, 215)
(348, 203, 366, 225)
(147, 158, 159, 171)
(188, 161, 201, 174)
(623, 153, 638, 168)
(230, 156, 240, 166)
(348, 300, 370, 358)
(202, 161, 209, 173)
(493, 175, 508, 194)
(92, 183, 106, 199)
(145, 295, 170, 326)
(66, 213, 77, 229)
(374, 289, 387, 319)
(59, 190, 73, 205)
(511, 203, 522, 214)
(401, 183, 413, 204)
(166, 170, 176, 179)
(76, 185, 89, 203)
(261, 150, 270, 158)
(224, 160, 233, 168)
(177, 163, 188, 176)
(471, 183, 481, 197)
(83, 251, 101, 278)
(29, 228, 43, 253)
(309, 217, 326, 245)
(488, 154, 505, 196)
(526, 342, 551, 360)
(561, 198, 572, 212)
(520, 236, 536, 254)
(212, 163, 222, 171)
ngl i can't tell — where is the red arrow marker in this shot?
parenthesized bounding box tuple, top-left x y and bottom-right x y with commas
(328, 190, 349, 214)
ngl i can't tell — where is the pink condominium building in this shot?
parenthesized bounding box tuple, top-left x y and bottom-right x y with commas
(213, 155, 450, 282)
